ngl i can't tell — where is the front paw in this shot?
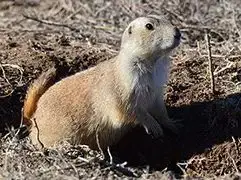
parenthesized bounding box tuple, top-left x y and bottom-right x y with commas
(143, 119, 163, 138)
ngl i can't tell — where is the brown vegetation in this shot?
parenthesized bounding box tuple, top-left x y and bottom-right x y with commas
(0, 0, 241, 179)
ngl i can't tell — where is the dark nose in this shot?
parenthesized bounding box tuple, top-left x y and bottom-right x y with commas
(174, 27, 181, 39)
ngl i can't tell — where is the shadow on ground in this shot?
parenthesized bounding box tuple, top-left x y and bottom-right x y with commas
(112, 92, 241, 173)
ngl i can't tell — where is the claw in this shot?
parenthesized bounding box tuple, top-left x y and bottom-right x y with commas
(143, 125, 151, 134)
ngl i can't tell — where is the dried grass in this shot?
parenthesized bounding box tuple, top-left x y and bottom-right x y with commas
(0, 0, 241, 179)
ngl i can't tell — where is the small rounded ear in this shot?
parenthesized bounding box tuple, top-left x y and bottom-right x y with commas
(128, 26, 132, 35)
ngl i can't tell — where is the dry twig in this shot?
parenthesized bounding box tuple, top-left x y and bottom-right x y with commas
(95, 129, 105, 160)
(1, 64, 24, 83)
(214, 62, 236, 76)
(23, 14, 80, 32)
(228, 151, 239, 173)
(205, 32, 215, 94)
(33, 118, 44, 149)
(0, 64, 12, 87)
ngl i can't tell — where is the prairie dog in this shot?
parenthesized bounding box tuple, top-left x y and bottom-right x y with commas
(23, 16, 181, 150)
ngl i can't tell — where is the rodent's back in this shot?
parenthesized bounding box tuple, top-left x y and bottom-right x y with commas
(31, 66, 98, 146)
(30, 59, 131, 149)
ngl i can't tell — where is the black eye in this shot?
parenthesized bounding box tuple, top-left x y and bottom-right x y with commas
(128, 26, 132, 34)
(145, 23, 154, 30)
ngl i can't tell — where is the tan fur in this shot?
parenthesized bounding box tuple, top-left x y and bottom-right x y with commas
(23, 67, 56, 126)
(23, 16, 181, 150)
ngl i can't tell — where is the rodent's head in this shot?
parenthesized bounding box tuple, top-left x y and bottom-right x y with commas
(120, 16, 181, 61)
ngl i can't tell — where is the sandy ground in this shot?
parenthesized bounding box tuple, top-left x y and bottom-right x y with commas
(0, 0, 241, 179)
